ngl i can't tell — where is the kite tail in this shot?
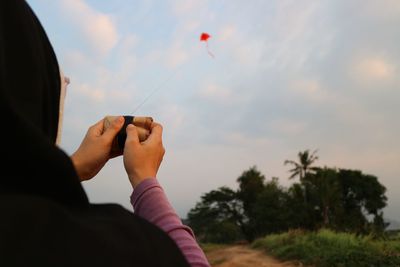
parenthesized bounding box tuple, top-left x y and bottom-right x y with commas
(206, 42, 215, 58)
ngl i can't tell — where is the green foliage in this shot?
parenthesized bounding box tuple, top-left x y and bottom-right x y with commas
(187, 186, 244, 243)
(252, 229, 400, 267)
(187, 150, 389, 243)
(246, 177, 290, 238)
(299, 167, 388, 233)
(284, 149, 319, 180)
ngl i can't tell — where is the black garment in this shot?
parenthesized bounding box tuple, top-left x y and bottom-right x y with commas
(0, 1, 189, 266)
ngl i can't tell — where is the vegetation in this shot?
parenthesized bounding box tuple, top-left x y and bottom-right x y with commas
(187, 150, 388, 243)
(252, 229, 400, 267)
(199, 243, 229, 254)
(284, 149, 319, 180)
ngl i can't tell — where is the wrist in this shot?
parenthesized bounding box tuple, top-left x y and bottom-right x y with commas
(71, 153, 88, 181)
(129, 175, 156, 188)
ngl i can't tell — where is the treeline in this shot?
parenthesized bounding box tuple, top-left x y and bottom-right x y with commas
(187, 150, 388, 243)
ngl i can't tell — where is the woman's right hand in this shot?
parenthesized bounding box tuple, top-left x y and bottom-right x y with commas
(123, 122, 165, 188)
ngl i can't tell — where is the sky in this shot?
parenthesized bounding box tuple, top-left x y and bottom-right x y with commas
(28, 0, 400, 222)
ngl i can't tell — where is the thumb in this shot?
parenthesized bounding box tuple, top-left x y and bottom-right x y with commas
(125, 124, 140, 148)
(102, 116, 125, 140)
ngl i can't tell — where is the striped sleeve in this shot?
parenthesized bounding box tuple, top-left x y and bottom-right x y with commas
(131, 178, 210, 267)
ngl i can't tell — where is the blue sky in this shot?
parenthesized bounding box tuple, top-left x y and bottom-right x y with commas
(28, 0, 400, 222)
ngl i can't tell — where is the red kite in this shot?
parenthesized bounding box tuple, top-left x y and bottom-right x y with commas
(200, 32, 214, 58)
(200, 32, 210, 42)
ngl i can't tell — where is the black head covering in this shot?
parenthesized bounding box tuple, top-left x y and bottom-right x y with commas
(0, 1, 189, 266)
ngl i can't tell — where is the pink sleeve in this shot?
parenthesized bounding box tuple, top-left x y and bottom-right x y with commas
(131, 178, 210, 267)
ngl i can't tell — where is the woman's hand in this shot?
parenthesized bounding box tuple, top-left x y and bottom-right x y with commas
(123, 122, 165, 188)
(71, 116, 125, 181)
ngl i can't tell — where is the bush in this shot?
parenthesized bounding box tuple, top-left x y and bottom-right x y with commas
(252, 229, 400, 267)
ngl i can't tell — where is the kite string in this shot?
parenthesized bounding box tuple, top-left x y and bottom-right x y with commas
(130, 65, 183, 114)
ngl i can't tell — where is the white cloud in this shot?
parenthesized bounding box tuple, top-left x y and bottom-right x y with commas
(270, 119, 307, 136)
(60, 0, 118, 56)
(183, 20, 201, 32)
(158, 105, 185, 135)
(196, 82, 247, 108)
(233, 40, 264, 67)
(171, 0, 207, 16)
(217, 25, 236, 42)
(289, 79, 330, 103)
(164, 42, 189, 69)
(265, 1, 333, 70)
(361, 0, 400, 20)
(75, 83, 106, 102)
(200, 83, 232, 100)
(352, 57, 396, 83)
(224, 132, 273, 148)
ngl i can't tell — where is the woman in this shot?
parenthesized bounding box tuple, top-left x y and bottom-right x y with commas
(0, 1, 209, 266)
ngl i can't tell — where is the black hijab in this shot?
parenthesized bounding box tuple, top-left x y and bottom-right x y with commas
(0, 1, 189, 266)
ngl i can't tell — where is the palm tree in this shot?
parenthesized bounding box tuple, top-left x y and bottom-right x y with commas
(284, 149, 319, 181)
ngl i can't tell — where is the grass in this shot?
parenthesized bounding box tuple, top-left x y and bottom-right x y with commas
(200, 243, 229, 254)
(252, 229, 400, 267)
(200, 243, 229, 266)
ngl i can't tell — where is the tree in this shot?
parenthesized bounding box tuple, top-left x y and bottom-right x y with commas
(284, 150, 319, 212)
(305, 167, 341, 227)
(188, 166, 278, 242)
(236, 167, 292, 240)
(303, 168, 388, 233)
(236, 166, 266, 240)
(250, 177, 291, 236)
(284, 149, 319, 181)
(187, 162, 389, 243)
(335, 169, 388, 233)
(187, 187, 244, 243)
(236, 166, 265, 208)
(286, 183, 310, 228)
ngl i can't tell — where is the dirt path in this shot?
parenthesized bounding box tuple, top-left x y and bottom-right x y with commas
(205, 245, 302, 267)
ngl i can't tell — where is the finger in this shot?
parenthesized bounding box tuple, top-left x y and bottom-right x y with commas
(136, 127, 150, 142)
(144, 122, 163, 144)
(133, 116, 153, 130)
(150, 121, 162, 131)
(102, 116, 125, 140)
(125, 124, 140, 148)
(88, 119, 106, 136)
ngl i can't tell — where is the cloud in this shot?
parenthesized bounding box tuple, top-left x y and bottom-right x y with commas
(75, 83, 106, 102)
(60, 0, 118, 56)
(269, 119, 307, 136)
(183, 20, 201, 32)
(164, 42, 189, 69)
(361, 0, 400, 20)
(157, 104, 185, 135)
(199, 83, 232, 101)
(351, 57, 396, 84)
(224, 132, 273, 148)
(289, 79, 332, 103)
(171, 0, 208, 16)
(217, 25, 236, 42)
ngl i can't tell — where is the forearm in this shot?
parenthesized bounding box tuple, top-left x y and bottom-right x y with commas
(131, 179, 210, 267)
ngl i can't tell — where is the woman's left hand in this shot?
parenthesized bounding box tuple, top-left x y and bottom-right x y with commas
(71, 116, 125, 181)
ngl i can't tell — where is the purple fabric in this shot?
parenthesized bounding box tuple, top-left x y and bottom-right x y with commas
(131, 178, 210, 267)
